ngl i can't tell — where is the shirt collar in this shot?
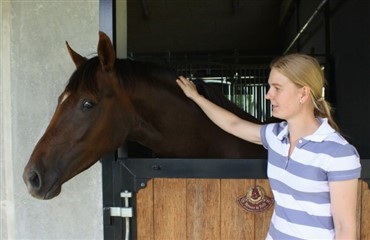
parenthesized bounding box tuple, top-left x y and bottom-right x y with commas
(305, 118, 335, 142)
(276, 118, 335, 143)
(276, 121, 289, 141)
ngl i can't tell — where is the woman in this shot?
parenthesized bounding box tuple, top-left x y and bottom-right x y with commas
(176, 53, 361, 240)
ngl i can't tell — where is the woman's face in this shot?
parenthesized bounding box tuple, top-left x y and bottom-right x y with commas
(266, 68, 303, 120)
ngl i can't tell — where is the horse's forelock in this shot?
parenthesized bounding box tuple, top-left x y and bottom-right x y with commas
(65, 57, 100, 94)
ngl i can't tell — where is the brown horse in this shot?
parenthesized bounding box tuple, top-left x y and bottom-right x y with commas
(23, 32, 266, 200)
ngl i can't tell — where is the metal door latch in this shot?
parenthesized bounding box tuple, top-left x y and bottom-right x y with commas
(109, 191, 133, 218)
(105, 191, 133, 240)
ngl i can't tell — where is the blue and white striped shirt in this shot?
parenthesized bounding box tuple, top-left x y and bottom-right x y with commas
(261, 118, 361, 240)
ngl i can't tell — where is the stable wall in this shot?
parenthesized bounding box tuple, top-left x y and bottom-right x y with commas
(1, 1, 102, 239)
(330, 0, 370, 158)
(280, 0, 370, 158)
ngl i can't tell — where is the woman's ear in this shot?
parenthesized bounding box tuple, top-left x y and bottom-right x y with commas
(300, 86, 311, 104)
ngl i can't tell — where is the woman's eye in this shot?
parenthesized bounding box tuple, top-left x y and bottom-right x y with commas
(81, 100, 96, 111)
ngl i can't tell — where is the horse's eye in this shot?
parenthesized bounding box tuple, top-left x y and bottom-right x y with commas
(81, 100, 96, 111)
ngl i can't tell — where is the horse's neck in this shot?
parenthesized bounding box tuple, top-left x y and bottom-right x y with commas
(126, 82, 182, 140)
(121, 77, 265, 158)
(125, 82, 212, 156)
(127, 113, 164, 151)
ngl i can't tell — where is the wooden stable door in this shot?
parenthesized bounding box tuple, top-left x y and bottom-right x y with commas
(360, 180, 370, 239)
(136, 179, 370, 240)
(136, 179, 273, 240)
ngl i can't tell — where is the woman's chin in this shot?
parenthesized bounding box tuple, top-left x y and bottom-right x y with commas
(271, 111, 283, 120)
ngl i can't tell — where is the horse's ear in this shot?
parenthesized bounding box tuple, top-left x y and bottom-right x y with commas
(97, 31, 115, 72)
(66, 41, 87, 68)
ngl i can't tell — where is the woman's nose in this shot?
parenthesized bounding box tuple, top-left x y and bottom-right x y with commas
(266, 89, 271, 100)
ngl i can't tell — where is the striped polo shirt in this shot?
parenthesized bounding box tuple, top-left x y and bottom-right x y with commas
(261, 118, 361, 240)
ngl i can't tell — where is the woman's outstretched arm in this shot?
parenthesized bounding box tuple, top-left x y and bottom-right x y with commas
(176, 76, 263, 145)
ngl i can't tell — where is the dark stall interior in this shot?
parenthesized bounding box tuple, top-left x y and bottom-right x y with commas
(126, 0, 370, 157)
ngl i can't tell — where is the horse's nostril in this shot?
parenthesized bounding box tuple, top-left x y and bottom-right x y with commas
(28, 170, 42, 189)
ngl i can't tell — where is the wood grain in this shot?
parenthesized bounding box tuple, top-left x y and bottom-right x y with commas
(254, 179, 273, 239)
(220, 179, 255, 240)
(136, 179, 154, 240)
(187, 179, 221, 240)
(361, 180, 370, 240)
(153, 178, 187, 240)
(136, 178, 370, 240)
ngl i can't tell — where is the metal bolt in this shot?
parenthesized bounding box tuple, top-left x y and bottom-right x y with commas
(151, 164, 161, 170)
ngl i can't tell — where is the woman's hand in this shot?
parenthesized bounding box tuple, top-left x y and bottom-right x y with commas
(176, 76, 201, 101)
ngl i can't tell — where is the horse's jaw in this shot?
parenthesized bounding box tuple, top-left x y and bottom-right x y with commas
(42, 184, 62, 200)
(30, 182, 62, 200)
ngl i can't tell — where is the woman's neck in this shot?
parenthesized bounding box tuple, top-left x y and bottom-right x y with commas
(287, 114, 320, 143)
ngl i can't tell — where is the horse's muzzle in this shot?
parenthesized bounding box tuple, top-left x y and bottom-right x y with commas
(23, 164, 61, 200)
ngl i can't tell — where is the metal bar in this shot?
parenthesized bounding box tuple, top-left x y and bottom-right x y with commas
(99, 0, 114, 44)
(122, 191, 132, 240)
(361, 160, 370, 190)
(120, 158, 370, 179)
(121, 158, 370, 192)
(361, 159, 370, 179)
(140, 0, 150, 19)
(284, 0, 328, 54)
(120, 158, 268, 180)
(101, 153, 124, 240)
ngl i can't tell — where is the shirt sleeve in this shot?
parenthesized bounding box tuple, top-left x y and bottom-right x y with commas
(260, 124, 269, 150)
(327, 143, 361, 181)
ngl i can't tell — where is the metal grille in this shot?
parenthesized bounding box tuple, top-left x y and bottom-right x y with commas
(176, 64, 271, 122)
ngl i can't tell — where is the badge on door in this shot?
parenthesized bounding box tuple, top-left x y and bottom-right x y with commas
(237, 186, 274, 213)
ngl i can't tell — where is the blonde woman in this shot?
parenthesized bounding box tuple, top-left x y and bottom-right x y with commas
(176, 53, 361, 239)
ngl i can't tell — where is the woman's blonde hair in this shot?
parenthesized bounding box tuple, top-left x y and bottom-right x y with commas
(270, 53, 339, 132)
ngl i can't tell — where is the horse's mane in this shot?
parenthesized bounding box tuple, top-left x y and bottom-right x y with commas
(66, 57, 176, 93)
(65, 56, 261, 123)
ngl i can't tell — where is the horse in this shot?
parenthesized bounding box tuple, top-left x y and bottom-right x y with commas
(23, 32, 267, 200)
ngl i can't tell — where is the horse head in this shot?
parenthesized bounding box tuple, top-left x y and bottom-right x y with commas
(23, 32, 130, 199)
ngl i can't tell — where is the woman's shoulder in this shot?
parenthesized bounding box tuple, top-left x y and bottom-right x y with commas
(262, 120, 286, 134)
(260, 121, 289, 148)
(325, 132, 360, 158)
